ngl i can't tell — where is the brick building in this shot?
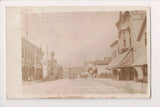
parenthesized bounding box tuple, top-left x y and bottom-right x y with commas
(21, 37, 43, 81)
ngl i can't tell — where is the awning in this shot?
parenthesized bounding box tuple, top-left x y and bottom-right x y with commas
(132, 53, 147, 66)
(108, 51, 129, 68)
(108, 49, 133, 69)
(118, 49, 133, 67)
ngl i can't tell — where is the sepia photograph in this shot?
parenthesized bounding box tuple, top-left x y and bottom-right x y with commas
(6, 6, 150, 99)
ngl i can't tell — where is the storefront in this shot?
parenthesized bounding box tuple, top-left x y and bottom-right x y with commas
(132, 54, 148, 82)
(109, 48, 134, 80)
(35, 64, 43, 80)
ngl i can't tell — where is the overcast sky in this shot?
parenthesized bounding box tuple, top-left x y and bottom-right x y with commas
(22, 11, 119, 67)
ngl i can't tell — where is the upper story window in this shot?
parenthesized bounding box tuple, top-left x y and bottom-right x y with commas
(129, 37, 132, 48)
(33, 53, 35, 60)
(30, 53, 32, 61)
(145, 32, 147, 46)
(112, 50, 117, 59)
(123, 39, 126, 48)
(114, 51, 117, 58)
(32, 53, 34, 61)
(25, 49, 27, 60)
(28, 51, 30, 61)
(119, 29, 132, 53)
(22, 48, 24, 58)
(123, 31, 127, 48)
(31, 53, 33, 61)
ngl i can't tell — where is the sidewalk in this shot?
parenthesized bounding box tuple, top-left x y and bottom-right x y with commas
(91, 78, 148, 94)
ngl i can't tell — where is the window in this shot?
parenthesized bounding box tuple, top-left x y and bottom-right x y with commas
(145, 32, 147, 46)
(115, 51, 117, 58)
(32, 53, 34, 61)
(123, 39, 126, 48)
(28, 52, 31, 61)
(112, 50, 117, 58)
(123, 31, 126, 48)
(112, 52, 114, 58)
(28, 51, 29, 61)
(27, 50, 29, 60)
(31, 53, 32, 61)
(25, 50, 27, 59)
(143, 65, 147, 76)
(22, 48, 24, 58)
(118, 34, 120, 39)
(33, 54, 35, 60)
(129, 38, 132, 47)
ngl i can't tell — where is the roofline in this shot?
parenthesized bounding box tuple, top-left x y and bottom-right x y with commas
(21, 36, 42, 53)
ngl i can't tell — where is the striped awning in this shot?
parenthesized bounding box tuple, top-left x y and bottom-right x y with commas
(108, 49, 133, 69)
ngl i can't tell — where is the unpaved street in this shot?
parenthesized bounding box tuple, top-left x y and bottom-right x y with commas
(23, 78, 148, 97)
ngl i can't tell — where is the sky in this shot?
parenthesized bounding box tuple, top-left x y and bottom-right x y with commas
(22, 11, 119, 67)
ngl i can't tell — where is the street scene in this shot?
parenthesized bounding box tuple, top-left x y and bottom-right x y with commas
(19, 8, 149, 98)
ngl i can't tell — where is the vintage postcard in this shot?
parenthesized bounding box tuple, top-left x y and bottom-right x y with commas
(6, 6, 150, 98)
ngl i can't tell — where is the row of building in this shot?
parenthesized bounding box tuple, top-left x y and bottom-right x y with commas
(62, 56, 112, 79)
(21, 37, 58, 81)
(83, 57, 112, 78)
(77, 11, 148, 82)
(109, 11, 148, 82)
(21, 36, 86, 81)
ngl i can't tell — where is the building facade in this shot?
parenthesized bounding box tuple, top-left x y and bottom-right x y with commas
(83, 61, 96, 78)
(21, 37, 43, 81)
(109, 11, 147, 81)
(43, 48, 58, 80)
(63, 68, 70, 79)
(110, 40, 119, 60)
(95, 57, 112, 76)
(132, 16, 147, 81)
(68, 67, 85, 79)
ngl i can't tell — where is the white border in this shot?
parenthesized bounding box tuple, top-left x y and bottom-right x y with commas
(0, 1, 160, 107)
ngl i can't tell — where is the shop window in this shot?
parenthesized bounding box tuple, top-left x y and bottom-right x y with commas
(143, 65, 147, 76)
